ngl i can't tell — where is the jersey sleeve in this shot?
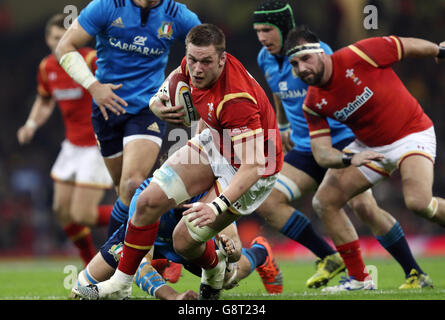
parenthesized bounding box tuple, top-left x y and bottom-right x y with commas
(348, 36, 404, 68)
(37, 58, 51, 98)
(173, 2, 201, 40)
(77, 0, 110, 37)
(218, 98, 263, 144)
(302, 94, 331, 139)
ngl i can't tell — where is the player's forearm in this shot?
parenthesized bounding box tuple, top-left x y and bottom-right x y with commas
(399, 37, 442, 59)
(223, 164, 263, 205)
(154, 284, 179, 300)
(55, 20, 97, 90)
(26, 95, 56, 129)
(311, 137, 346, 169)
(273, 94, 288, 124)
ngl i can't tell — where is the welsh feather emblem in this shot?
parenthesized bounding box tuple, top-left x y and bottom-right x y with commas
(158, 22, 173, 39)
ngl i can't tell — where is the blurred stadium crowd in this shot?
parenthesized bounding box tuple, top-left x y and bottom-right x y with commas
(0, 0, 444, 257)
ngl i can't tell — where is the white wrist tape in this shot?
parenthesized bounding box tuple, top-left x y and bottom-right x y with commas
(25, 119, 37, 130)
(208, 194, 231, 216)
(59, 51, 97, 90)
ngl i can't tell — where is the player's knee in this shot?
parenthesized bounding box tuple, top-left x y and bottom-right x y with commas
(172, 222, 192, 257)
(312, 194, 326, 218)
(134, 191, 164, 221)
(405, 194, 437, 218)
(312, 192, 340, 218)
(349, 194, 377, 222)
(120, 176, 145, 203)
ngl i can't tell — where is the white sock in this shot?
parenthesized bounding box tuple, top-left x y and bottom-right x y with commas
(112, 269, 134, 285)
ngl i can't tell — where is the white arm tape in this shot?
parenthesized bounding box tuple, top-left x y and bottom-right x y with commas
(25, 119, 38, 130)
(59, 51, 97, 90)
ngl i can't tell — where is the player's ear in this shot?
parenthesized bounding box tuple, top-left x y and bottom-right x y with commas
(219, 51, 227, 67)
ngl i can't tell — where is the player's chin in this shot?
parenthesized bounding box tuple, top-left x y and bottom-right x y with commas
(301, 75, 317, 86)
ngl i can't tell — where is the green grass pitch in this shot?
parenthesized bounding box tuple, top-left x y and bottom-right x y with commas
(0, 256, 444, 300)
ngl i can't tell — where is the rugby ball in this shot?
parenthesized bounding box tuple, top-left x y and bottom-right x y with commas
(161, 72, 199, 127)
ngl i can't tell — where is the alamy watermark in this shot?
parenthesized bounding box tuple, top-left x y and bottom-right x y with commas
(63, 264, 78, 290)
(63, 5, 78, 29)
(363, 5, 378, 30)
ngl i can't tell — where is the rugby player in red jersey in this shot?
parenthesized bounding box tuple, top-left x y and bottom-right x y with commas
(76, 23, 283, 300)
(285, 25, 445, 292)
(17, 14, 113, 266)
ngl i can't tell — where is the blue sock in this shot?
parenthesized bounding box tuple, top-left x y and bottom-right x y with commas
(280, 210, 336, 259)
(242, 244, 267, 274)
(107, 197, 129, 238)
(376, 221, 423, 277)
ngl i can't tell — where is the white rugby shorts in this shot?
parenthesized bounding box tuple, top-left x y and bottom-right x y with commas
(50, 139, 113, 189)
(344, 126, 436, 185)
(188, 128, 277, 216)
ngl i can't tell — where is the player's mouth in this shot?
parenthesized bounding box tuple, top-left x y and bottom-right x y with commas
(264, 44, 275, 52)
(192, 75, 205, 85)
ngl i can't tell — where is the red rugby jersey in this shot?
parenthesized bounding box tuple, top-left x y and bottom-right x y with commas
(303, 36, 432, 147)
(181, 53, 283, 176)
(37, 48, 97, 146)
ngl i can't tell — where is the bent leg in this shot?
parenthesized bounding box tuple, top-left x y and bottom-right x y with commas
(349, 190, 425, 277)
(257, 164, 336, 259)
(314, 166, 372, 281)
(53, 181, 95, 266)
(400, 156, 445, 226)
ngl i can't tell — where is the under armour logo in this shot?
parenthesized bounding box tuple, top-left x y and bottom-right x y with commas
(316, 98, 327, 109)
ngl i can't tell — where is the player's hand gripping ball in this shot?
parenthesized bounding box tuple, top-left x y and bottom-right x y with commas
(160, 73, 199, 127)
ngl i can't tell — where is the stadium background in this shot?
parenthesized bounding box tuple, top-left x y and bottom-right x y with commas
(0, 0, 444, 260)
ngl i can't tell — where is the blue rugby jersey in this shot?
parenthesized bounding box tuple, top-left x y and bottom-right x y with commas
(78, 0, 201, 114)
(257, 41, 354, 153)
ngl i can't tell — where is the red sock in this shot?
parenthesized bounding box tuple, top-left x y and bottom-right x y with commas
(96, 205, 113, 227)
(64, 223, 96, 266)
(336, 240, 369, 281)
(117, 220, 160, 275)
(151, 259, 168, 275)
(191, 240, 218, 270)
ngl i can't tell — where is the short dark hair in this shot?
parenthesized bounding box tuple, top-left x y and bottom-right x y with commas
(45, 13, 66, 36)
(284, 25, 320, 55)
(185, 23, 226, 55)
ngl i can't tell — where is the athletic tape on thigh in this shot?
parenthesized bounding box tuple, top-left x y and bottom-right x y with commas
(273, 173, 301, 202)
(152, 164, 190, 205)
(183, 212, 218, 243)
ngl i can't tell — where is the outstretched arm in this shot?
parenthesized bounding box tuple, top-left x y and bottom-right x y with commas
(17, 95, 56, 145)
(399, 37, 445, 62)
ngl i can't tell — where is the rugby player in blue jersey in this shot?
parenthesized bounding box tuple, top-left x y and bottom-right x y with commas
(72, 178, 283, 299)
(55, 0, 201, 238)
(252, 0, 430, 289)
